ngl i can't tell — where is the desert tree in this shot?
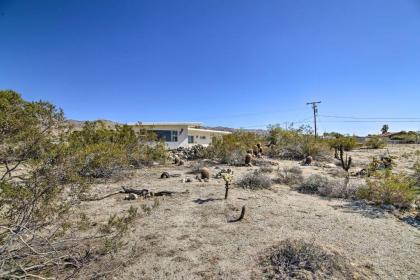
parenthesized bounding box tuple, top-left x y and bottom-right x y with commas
(381, 124, 389, 135)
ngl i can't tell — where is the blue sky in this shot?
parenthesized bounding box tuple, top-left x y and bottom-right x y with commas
(1, 0, 420, 135)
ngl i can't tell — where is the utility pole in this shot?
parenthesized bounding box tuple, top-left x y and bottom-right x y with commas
(306, 101, 321, 138)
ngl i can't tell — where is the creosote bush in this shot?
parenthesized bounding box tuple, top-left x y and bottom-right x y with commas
(206, 131, 263, 164)
(328, 135, 358, 153)
(238, 170, 273, 190)
(0, 90, 142, 279)
(358, 171, 417, 208)
(365, 135, 386, 149)
(68, 121, 167, 178)
(267, 125, 330, 161)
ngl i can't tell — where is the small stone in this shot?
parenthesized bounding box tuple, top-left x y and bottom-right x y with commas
(125, 193, 138, 200)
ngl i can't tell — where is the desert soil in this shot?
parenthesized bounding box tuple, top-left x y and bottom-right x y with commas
(81, 144, 420, 280)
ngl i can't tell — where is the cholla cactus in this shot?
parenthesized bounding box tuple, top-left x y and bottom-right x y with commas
(339, 146, 352, 172)
(221, 172, 234, 199)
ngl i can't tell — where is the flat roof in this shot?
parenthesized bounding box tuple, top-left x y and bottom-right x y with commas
(188, 127, 231, 134)
(132, 122, 203, 127)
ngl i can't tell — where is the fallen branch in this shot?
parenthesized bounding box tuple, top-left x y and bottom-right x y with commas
(83, 187, 183, 201)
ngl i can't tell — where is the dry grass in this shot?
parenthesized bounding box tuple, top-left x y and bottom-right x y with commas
(262, 239, 370, 280)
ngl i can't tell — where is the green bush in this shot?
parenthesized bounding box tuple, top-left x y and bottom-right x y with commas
(365, 135, 386, 149)
(267, 126, 330, 160)
(328, 136, 358, 152)
(68, 121, 167, 177)
(206, 131, 263, 164)
(357, 171, 417, 208)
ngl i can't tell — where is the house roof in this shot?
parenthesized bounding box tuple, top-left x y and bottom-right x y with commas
(132, 122, 203, 127)
(188, 127, 231, 134)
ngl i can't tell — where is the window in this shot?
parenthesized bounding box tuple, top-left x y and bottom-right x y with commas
(200, 136, 206, 140)
(171, 130, 178, 142)
(188, 135, 194, 144)
(153, 130, 179, 142)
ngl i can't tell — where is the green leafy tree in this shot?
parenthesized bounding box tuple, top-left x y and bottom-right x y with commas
(381, 124, 389, 134)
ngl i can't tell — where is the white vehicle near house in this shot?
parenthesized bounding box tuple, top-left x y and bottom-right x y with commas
(131, 122, 231, 149)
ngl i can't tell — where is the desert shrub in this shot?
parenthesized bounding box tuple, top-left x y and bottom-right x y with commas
(206, 131, 263, 164)
(260, 166, 274, 173)
(267, 125, 330, 161)
(296, 174, 329, 194)
(317, 178, 364, 199)
(357, 171, 417, 208)
(264, 239, 363, 280)
(0, 91, 139, 279)
(74, 142, 128, 178)
(68, 121, 167, 177)
(276, 166, 304, 186)
(238, 170, 273, 190)
(413, 161, 420, 186)
(366, 156, 394, 176)
(365, 135, 386, 149)
(328, 135, 358, 152)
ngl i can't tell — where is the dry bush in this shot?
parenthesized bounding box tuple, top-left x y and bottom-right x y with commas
(262, 239, 366, 280)
(190, 160, 206, 174)
(276, 166, 304, 186)
(260, 166, 275, 173)
(318, 179, 364, 199)
(295, 174, 330, 194)
(238, 170, 273, 190)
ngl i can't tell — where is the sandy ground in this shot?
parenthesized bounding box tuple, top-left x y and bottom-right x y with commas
(80, 145, 420, 280)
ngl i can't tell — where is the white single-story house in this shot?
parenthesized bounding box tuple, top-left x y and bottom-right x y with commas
(131, 122, 231, 149)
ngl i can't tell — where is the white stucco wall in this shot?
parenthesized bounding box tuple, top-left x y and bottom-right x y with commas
(132, 124, 230, 149)
(187, 128, 230, 147)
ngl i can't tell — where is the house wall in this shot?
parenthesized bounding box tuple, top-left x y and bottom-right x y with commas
(132, 125, 231, 149)
(187, 129, 229, 147)
(133, 124, 189, 149)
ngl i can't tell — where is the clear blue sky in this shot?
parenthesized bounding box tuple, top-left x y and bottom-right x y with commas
(1, 0, 420, 135)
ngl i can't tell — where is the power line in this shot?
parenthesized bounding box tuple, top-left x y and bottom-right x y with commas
(318, 120, 420, 123)
(319, 114, 420, 120)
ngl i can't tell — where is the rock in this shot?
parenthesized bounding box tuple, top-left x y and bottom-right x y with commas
(186, 178, 192, 183)
(304, 156, 313, 165)
(160, 172, 170, 179)
(171, 145, 206, 161)
(125, 193, 138, 200)
(178, 160, 185, 166)
(381, 204, 396, 211)
(173, 155, 180, 165)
